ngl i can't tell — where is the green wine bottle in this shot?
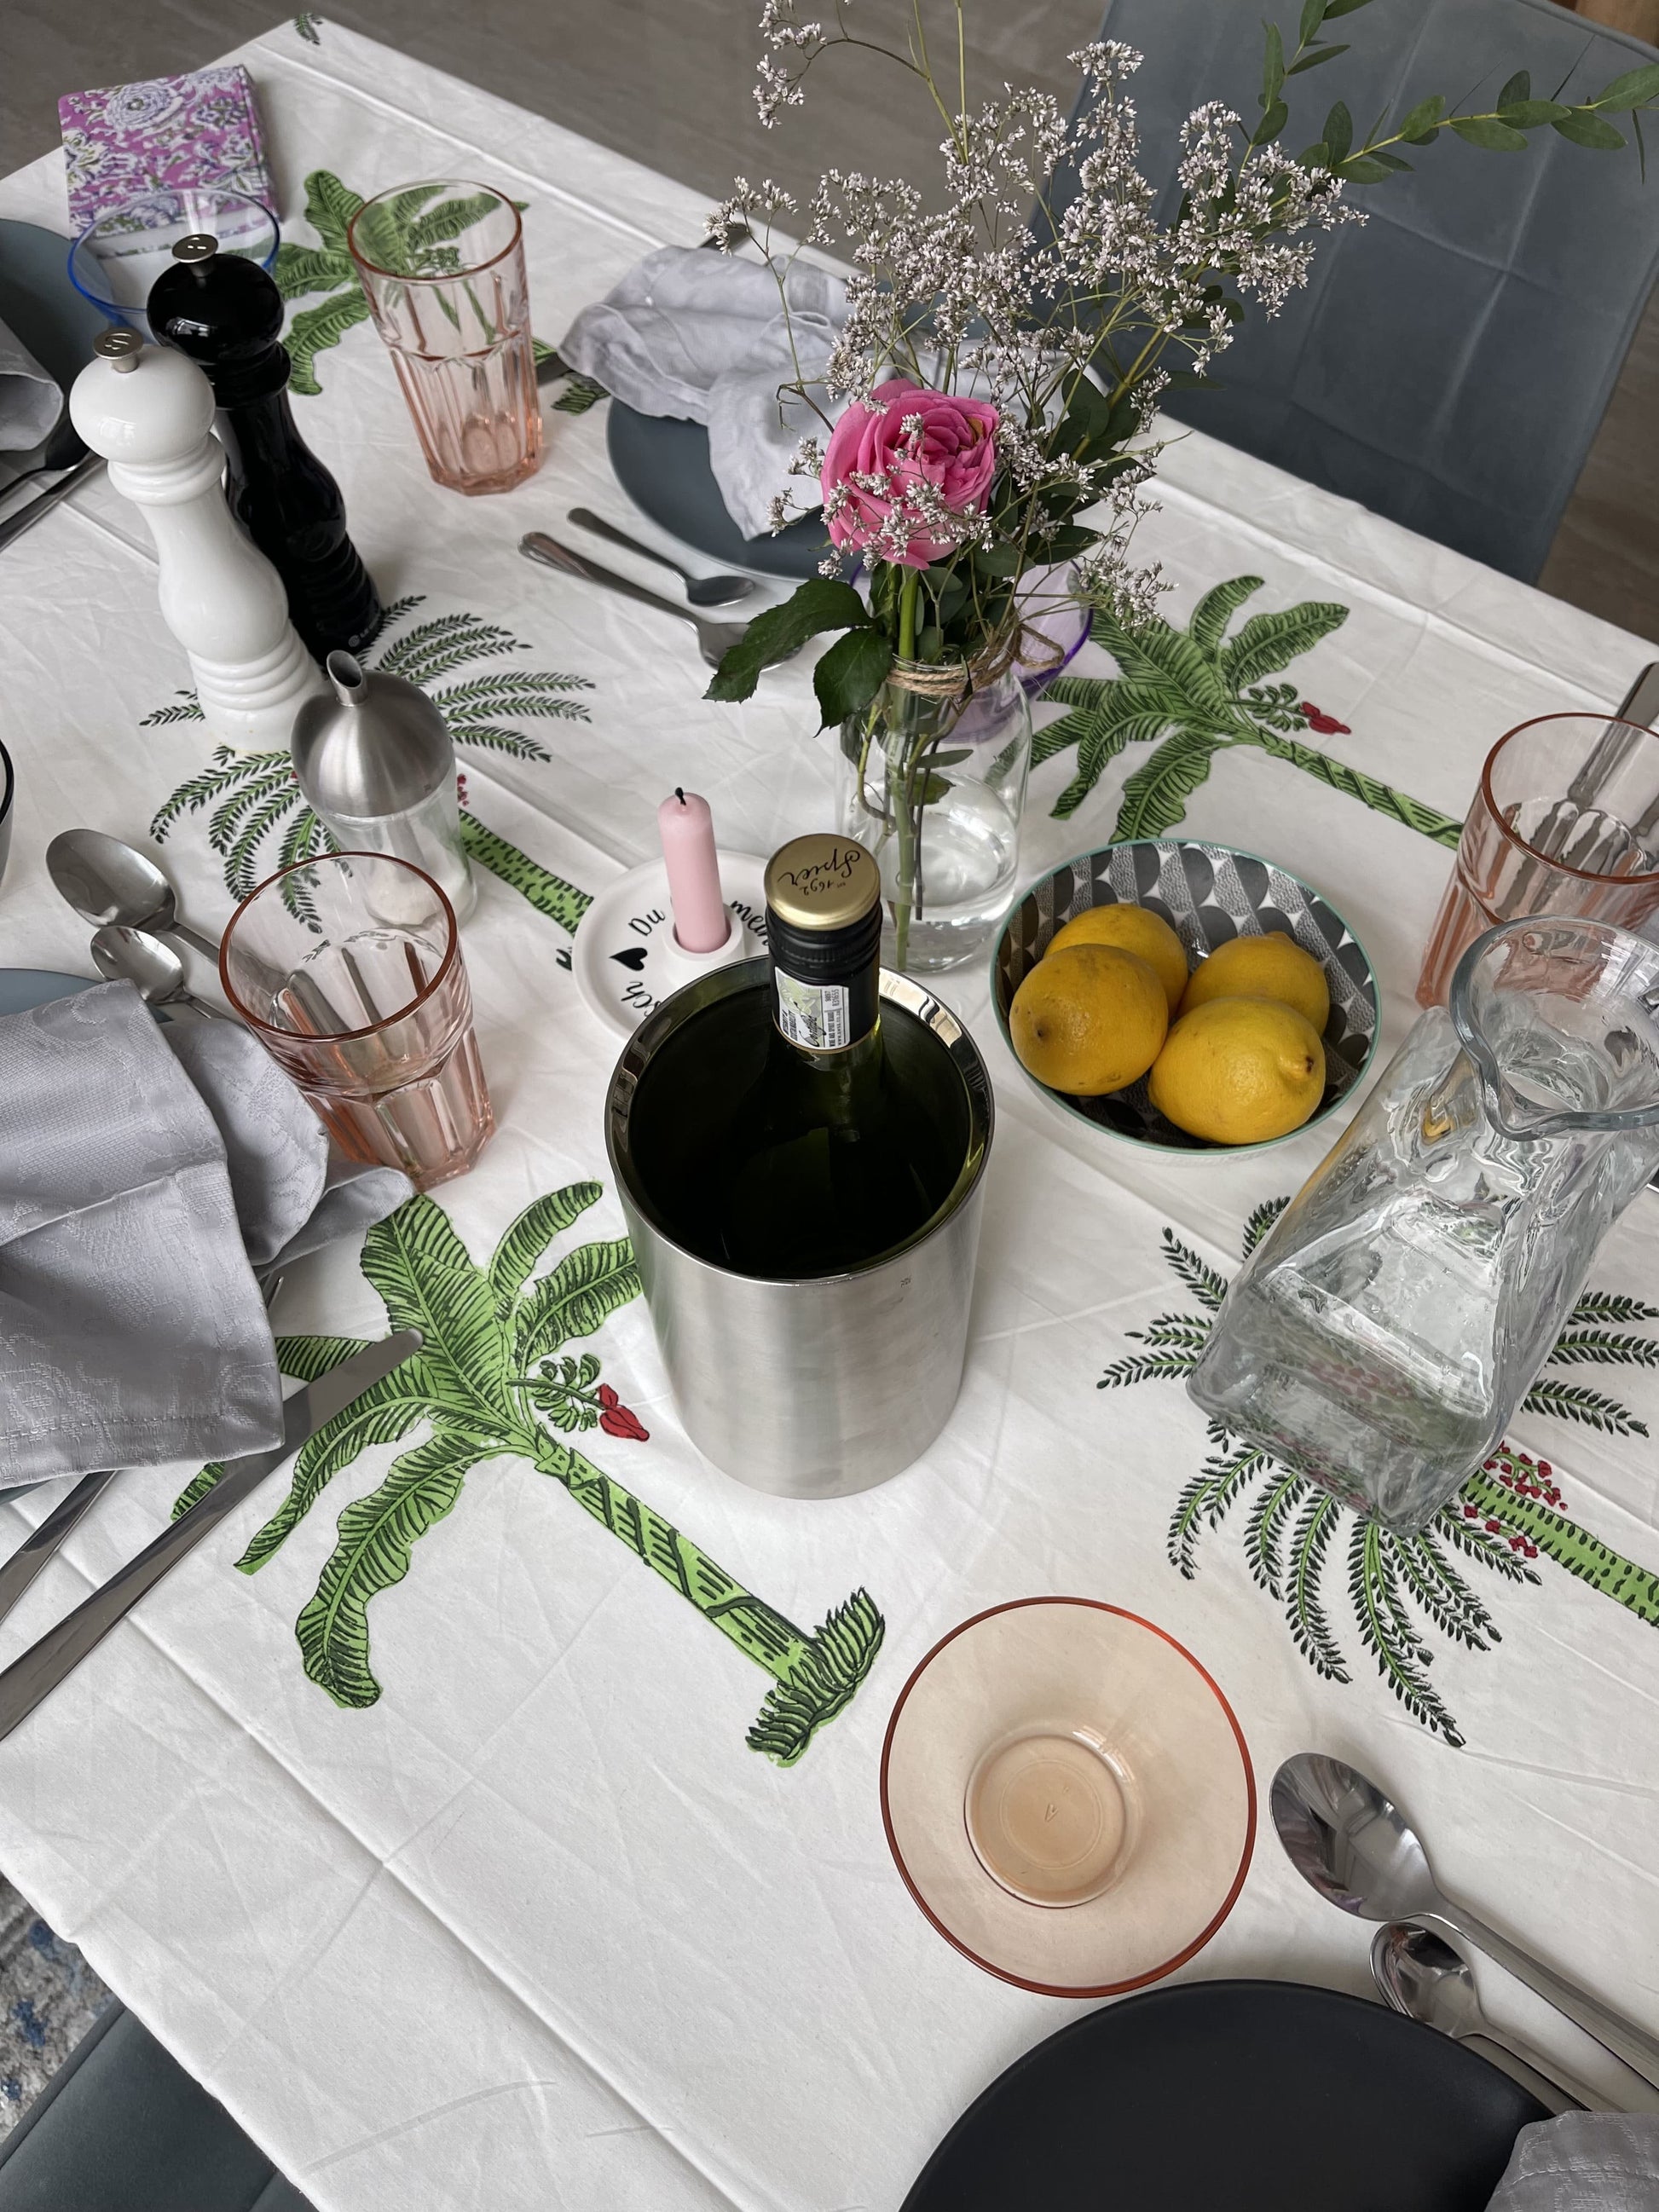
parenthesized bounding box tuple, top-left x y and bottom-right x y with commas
(714, 834, 952, 1278)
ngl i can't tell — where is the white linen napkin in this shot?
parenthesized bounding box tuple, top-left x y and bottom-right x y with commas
(0, 982, 412, 1487)
(0, 316, 61, 455)
(559, 245, 846, 540)
(1488, 2114, 1659, 2209)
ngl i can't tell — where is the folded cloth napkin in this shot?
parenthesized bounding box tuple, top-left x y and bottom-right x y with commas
(0, 318, 61, 455)
(0, 982, 412, 1487)
(559, 245, 847, 540)
(1488, 2114, 1659, 2209)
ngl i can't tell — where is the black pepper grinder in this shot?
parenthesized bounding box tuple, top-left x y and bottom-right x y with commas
(147, 234, 381, 661)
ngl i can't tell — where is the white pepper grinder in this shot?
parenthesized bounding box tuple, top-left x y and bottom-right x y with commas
(68, 328, 323, 747)
(291, 651, 477, 920)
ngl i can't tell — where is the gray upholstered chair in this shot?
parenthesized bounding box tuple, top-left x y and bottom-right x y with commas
(1051, 0, 1659, 580)
(0, 2002, 312, 2211)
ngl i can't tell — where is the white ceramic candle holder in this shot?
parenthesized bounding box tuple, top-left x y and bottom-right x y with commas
(573, 851, 770, 1037)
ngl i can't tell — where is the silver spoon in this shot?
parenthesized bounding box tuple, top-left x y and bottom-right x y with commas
(48, 829, 222, 961)
(567, 507, 754, 607)
(1272, 1753, 1659, 2088)
(91, 925, 221, 1018)
(1371, 1923, 1597, 2113)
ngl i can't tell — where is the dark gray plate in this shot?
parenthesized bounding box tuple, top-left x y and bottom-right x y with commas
(991, 838, 1379, 1158)
(0, 219, 106, 485)
(0, 969, 97, 1018)
(606, 400, 834, 580)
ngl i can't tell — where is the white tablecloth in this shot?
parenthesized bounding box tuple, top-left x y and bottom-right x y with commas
(2, 21, 1658, 2209)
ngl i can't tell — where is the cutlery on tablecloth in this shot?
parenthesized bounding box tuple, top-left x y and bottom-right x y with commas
(1273, 1752, 1659, 2089)
(1372, 1923, 1598, 2115)
(567, 506, 754, 606)
(0, 1331, 422, 1741)
(91, 924, 223, 1018)
(0, 451, 102, 554)
(0, 1269, 285, 1635)
(520, 529, 755, 670)
(47, 828, 223, 961)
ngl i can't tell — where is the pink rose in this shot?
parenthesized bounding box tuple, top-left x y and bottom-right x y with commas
(820, 378, 999, 568)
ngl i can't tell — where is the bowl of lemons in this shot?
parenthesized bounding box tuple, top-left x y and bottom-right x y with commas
(990, 840, 1379, 1155)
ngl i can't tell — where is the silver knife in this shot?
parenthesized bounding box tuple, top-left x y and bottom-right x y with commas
(0, 1330, 422, 1740)
(0, 453, 103, 555)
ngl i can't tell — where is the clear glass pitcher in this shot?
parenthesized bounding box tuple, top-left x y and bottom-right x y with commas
(1188, 918, 1659, 1530)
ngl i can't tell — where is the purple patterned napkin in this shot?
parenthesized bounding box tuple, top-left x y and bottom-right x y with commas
(58, 65, 273, 232)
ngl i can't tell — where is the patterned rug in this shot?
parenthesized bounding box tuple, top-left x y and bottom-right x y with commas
(0, 1878, 110, 2132)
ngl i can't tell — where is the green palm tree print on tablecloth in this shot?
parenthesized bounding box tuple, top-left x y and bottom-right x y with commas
(146, 597, 593, 940)
(176, 1185, 885, 1767)
(1039, 575, 1465, 846)
(275, 169, 603, 409)
(1101, 1198, 1659, 1747)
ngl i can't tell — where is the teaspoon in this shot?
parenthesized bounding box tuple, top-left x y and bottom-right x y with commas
(48, 829, 222, 962)
(91, 925, 221, 1018)
(1272, 1752, 1659, 2088)
(1371, 1923, 1596, 2112)
(567, 507, 754, 606)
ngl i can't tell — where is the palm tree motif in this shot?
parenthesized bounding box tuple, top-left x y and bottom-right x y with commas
(146, 597, 593, 941)
(1100, 1198, 1659, 1747)
(274, 169, 604, 410)
(175, 1185, 884, 1767)
(1038, 575, 1465, 847)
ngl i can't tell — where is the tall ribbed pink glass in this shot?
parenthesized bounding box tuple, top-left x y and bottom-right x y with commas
(348, 179, 542, 496)
(222, 852, 494, 1190)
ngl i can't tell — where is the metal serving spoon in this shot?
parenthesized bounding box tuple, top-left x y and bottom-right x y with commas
(567, 507, 754, 607)
(48, 829, 222, 962)
(1272, 1753, 1659, 2088)
(1371, 1923, 1597, 2113)
(91, 925, 221, 1018)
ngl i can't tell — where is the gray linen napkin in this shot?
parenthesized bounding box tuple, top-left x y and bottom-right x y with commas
(1488, 2114, 1659, 2209)
(559, 245, 846, 539)
(0, 982, 412, 1486)
(0, 316, 61, 455)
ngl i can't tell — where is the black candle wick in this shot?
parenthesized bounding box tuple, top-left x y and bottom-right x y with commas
(676, 787, 685, 806)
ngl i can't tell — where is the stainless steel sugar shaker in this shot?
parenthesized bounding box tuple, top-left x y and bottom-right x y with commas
(290, 650, 476, 920)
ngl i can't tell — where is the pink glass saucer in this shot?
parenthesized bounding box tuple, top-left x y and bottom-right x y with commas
(881, 1599, 1255, 1996)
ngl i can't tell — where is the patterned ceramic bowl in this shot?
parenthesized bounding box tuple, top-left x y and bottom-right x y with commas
(990, 838, 1379, 1157)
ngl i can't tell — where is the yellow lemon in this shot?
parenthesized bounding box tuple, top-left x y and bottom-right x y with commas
(1009, 944, 1169, 1096)
(1047, 904, 1190, 1014)
(1148, 996, 1327, 1146)
(1179, 931, 1331, 1034)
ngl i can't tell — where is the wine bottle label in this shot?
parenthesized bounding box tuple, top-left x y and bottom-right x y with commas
(775, 972, 851, 1052)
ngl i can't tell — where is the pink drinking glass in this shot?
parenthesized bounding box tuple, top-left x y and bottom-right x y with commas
(1417, 712, 1659, 1006)
(222, 852, 494, 1189)
(348, 179, 543, 496)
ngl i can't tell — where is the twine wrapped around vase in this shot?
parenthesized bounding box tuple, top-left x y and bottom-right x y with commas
(882, 615, 1071, 706)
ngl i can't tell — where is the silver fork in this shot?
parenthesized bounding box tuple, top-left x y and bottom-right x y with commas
(567, 507, 754, 607)
(520, 531, 758, 670)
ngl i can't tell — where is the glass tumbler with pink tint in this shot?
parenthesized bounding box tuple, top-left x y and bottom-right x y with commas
(1416, 711, 1659, 1006)
(222, 852, 494, 1189)
(347, 179, 542, 496)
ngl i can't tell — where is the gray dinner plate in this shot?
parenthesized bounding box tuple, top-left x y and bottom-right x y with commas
(606, 399, 835, 580)
(0, 968, 98, 1017)
(0, 218, 105, 488)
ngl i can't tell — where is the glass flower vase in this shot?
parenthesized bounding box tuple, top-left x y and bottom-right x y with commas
(836, 662, 1032, 973)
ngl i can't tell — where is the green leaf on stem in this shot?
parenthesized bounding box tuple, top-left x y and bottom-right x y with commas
(1497, 99, 1569, 127)
(1498, 70, 1531, 107)
(1262, 22, 1286, 109)
(1323, 99, 1354, 160)
(1288, 44, 1349, 75)
(1595, 61, 1659, 109)
(1449, 116, 1529, 150)
(1552, 108, 1627, 147)
(1298, 0, 1328, 48)
(1339, 154, 1396, 182)
(1320, 0, 1374, 15)
(1396, 93, 1446, 142)
(1369, 149, 1413, 170)
(704, 578, 871, 703)
(812, 626, 893, 728)
(1253, 97, 1291, 146)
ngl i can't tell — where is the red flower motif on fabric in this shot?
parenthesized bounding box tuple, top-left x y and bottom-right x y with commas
(1300, 702, 1350, 736)
(597, 1383, 649, 1441)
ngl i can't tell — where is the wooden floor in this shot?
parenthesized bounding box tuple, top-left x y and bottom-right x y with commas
(4, 0, 1655, 643)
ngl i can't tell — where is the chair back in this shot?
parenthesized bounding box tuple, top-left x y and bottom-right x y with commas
(1051, 0, 1659, 580)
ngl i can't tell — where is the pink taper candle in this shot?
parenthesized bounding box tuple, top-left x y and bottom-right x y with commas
(657, 788, 730, 953)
